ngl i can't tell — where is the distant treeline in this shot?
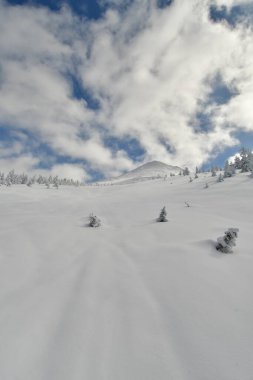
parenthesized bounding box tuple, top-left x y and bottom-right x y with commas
(0, 170, 81, 187)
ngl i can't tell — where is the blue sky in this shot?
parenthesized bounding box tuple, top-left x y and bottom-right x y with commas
(0, 0, 253, 181)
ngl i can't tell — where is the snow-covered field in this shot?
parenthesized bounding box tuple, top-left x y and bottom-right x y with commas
(0, 172, 252, 380)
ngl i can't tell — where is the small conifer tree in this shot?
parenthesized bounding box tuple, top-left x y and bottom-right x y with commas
(224, 160, 235, 177)
(239, 148, 252, 172)
(217, 173, 224, 182)
(216, 228, 239, 253)
(183, 167, 190, 176)
(89, 213, 101, 227)
(157, 206, 168, 222)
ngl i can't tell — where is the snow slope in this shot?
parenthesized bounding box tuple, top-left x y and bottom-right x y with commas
(0, 172, 252, 380)
(108, 160, 182, 184)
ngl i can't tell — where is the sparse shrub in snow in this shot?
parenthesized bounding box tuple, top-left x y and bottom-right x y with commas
(204, 183, 209, 189)
(185, 202, 190, 207)
(216, 228, 239, 253)
(88, 213, 101, 227)
(157, 206, 168, 222)
(217, 173, 224, 182)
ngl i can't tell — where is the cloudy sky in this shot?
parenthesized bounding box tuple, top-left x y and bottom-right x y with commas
(0, 0, 253, 181)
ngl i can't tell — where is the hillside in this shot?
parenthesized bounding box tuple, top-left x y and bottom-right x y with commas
(0, 171, 252, 380)
(108, 160, 182, 184)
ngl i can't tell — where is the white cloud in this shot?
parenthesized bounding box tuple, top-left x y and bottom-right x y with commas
(213, 0, 253, 7)
(48, 163, 90, 182)
(0, 154, 40, 173)
(80, 0, 253, 167)
(0, 0, 253, 178)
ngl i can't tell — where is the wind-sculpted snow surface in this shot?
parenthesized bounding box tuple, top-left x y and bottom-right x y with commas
(0, 172, 252, 380)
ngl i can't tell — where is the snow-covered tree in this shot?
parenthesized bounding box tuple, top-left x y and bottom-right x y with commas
(217, 173, 224, 182)
(183, 167, 190, 176)
(211, 167, 217, 177)
(88, 213, 101, 227)
(234, 155, 241, 170)
(157, 206, 168, 222)
(240, 148, 253, 172)
(204, 182, 209, 189)
(189, 176, 193, 182)
(20, 173, 28, 184)
(0, 173, 5, 185)
(53, 176, 59, 189)
(233, 148, 253, 173)
(195, 173, 198, 179)
(224, 160, 235, 178)
(216, 228, 239, 253)
(6, 170, 16, 184)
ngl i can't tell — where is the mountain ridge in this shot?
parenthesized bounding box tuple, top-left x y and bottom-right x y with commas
(111, 160, 182, 184)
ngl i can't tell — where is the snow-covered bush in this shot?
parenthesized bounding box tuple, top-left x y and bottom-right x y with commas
(216, 228, 239, 253)
(157, 206, 168, 222)
(217, 173, 224, 182)
(89, 214, 101, 227)
(204, 182, 209, 189)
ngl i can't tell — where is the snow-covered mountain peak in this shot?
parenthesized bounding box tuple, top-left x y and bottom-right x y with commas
(112, 160, 182, 184)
